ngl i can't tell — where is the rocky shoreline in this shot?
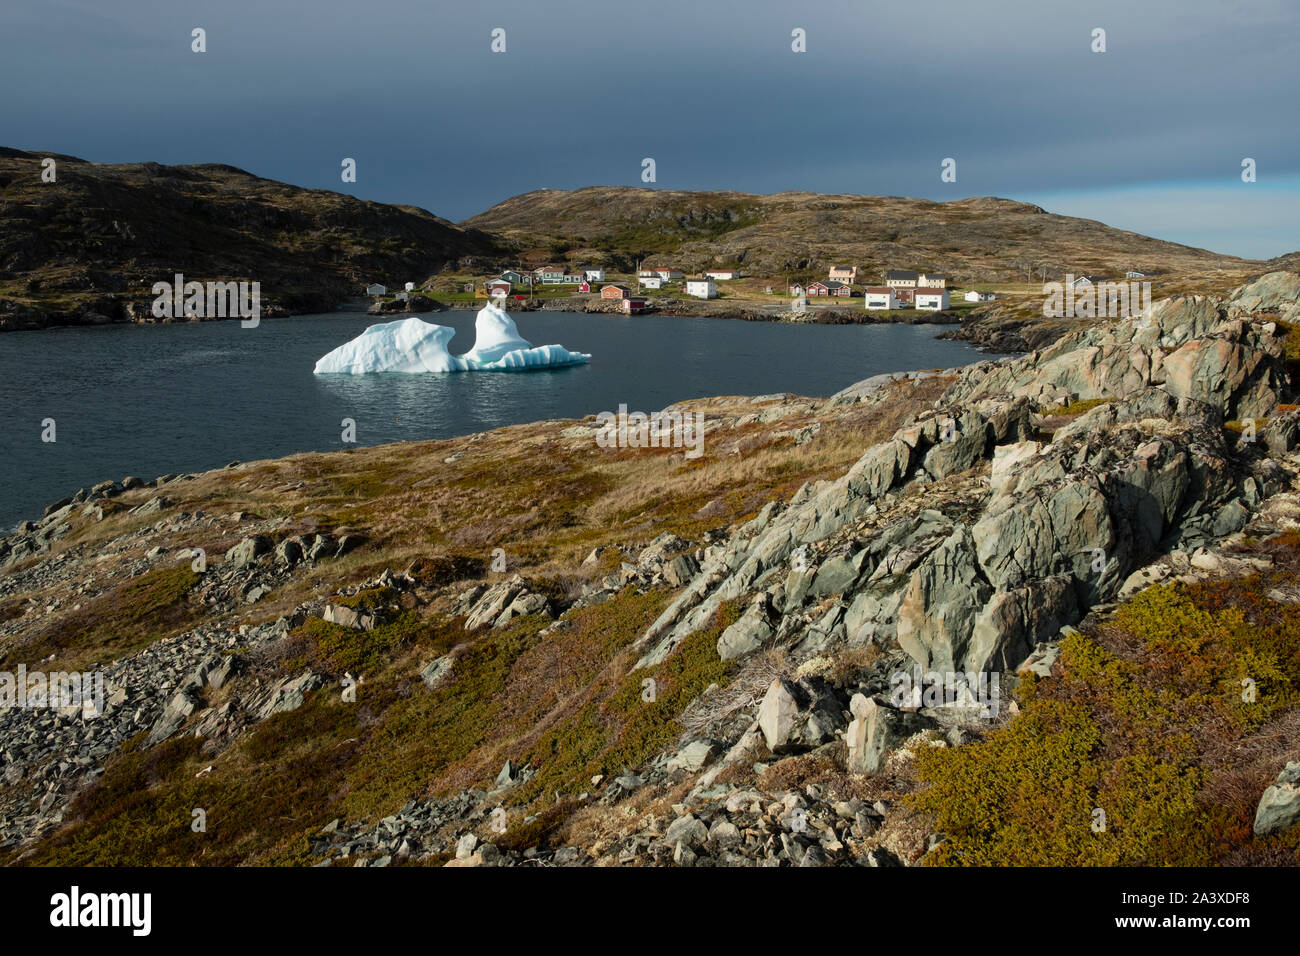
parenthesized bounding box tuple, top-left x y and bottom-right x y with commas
(2, 290, 968, 335)
(0, 290, 345, 333)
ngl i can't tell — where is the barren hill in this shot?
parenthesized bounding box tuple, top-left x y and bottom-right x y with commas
(464, 186, 1254, 281)
(0, 148, 504, 330)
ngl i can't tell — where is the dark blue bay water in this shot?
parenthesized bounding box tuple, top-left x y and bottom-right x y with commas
(0, 311, 1001, 529)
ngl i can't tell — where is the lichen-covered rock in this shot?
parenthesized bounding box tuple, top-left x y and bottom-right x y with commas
(1228, 270, 1300, 320)
(756, 677, 845, 754)
(1253, 761, 1300, 836)
(224, 535, 272, 568)
(845, 695, 903, 775)
(717, 599, 774, 660)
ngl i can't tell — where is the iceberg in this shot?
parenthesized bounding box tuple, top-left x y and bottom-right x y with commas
(313, 302, 591, 374)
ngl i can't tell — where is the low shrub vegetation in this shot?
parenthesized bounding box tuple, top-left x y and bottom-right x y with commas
(1040, 397, 1115, 417)
(911, 572, 1300, 866)
(5, 564, 202, 669)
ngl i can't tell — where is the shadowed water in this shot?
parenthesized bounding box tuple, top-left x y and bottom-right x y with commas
(0, 310, 1003, 529)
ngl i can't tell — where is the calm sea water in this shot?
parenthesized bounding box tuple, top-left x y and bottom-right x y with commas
(0, 311, 1001, 529)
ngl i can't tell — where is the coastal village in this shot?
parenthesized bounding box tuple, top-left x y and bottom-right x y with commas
(365, 264, 1019, 317)
(356, 261, 1168, 329)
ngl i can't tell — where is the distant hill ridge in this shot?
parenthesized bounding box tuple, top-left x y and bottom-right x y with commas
(0, 148, 503, 330)
(1, 149, 1292, 331)
(463, 185, 1267, 280)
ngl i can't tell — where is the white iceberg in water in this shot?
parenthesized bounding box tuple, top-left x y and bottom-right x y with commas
(312, 317, 462, 374)
(313, 302, 591, 374)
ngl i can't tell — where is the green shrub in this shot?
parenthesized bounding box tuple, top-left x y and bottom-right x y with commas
(911, 695, 1219, 866)
(16, 691, 361, 866)
(334, 586, 397, 612)
(1040, 397, 1114, 417)
(910, 579, 1300, 866)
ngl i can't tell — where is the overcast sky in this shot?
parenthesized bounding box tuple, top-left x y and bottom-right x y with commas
(2, 0, 1296, 258)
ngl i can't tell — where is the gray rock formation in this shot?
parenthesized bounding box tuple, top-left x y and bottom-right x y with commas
(756, 677, 845, 754)
(1253, 761, 1300, 836)
(633, 294, 1289, 689)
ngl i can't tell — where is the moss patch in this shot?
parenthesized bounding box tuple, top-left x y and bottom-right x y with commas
(6, 565, 202, 669)
(512, 600, 740, 805)
(1040, 397, 1115, 417)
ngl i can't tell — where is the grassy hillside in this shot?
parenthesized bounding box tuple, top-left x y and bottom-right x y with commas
(0, 148, 505, 330)
(464, 186, 1256, 282)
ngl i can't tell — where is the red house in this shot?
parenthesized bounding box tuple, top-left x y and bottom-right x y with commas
(622, 296, 649, 314)
(807, 280, 850, 297)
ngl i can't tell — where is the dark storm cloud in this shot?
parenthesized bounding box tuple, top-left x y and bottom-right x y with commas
(1, 0, 1295, 256)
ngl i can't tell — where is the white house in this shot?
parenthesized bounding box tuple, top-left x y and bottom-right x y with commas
(916, 273, 946, 289)
(685, 278, 718, 299)
(705, 268, 739, 280)
(654, 268, 684, 280)
(885, 270, 918, 290)
(863, 286, 900, 310)
(583, 267, 606, 282)
(366, 283, 387, 296)
(405, 282, 416, 292)
(964, 290, 996, 302)
(829, 265, 858, 285)
(640, 275, 665, 289)
(915, 288, 950, 311)
(534, 266, 570, 284)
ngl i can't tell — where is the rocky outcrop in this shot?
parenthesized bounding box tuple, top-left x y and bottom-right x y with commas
(633, 294, 1291, 690)
(457, 575, 553, 631)
(1228, 271, 1300, 322)
(756, 677, 845, 754)
(946, 295, 1286, 419)
(844, 695, 929, 775)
